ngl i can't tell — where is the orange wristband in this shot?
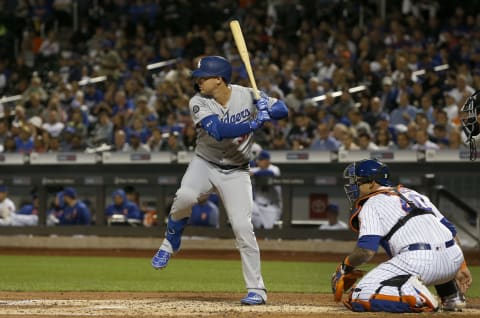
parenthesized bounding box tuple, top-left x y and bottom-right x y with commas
(461, 260, 468, 270)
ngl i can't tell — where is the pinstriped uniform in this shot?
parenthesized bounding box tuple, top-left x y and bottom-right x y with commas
(352, 186, 464, 302)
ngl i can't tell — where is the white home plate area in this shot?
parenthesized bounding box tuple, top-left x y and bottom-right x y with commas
(0, 299, 341, 317)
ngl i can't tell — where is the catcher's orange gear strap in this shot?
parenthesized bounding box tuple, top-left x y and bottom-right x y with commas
(349, 186, 401, 232)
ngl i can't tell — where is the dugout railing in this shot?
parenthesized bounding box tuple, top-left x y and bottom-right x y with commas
(427, 181, 480, 247)
(0, 150, 479, 242)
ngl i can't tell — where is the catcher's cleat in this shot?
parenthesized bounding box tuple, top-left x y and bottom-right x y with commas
(240, 292, 266, 305)
(151, 249, 171, 269)
(441, 292, 466, 312)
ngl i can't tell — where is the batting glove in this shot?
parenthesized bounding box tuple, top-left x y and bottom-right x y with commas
(249, 110, 271, 130)
(256, 98, 268, 112)
(255, 92, 269, 112)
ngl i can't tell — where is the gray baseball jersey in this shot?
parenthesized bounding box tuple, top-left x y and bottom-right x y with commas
(190, 84, 276, 166)
(158, 84, 276, 300)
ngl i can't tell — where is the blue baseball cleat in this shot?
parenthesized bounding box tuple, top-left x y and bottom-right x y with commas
(240, 292, 266, 305)
(151, 248, 171, 269)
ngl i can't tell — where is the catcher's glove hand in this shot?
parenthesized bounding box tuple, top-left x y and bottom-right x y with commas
(455, 261, 472, 294)
(331, 259, 366, 302)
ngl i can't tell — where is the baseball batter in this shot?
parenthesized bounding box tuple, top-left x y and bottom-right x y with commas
(151, 56, 288, 305)
(331, 159, 472, 312)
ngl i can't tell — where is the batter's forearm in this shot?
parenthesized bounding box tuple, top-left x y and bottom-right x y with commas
(346, 246, 375, 268)
(200, 115, 254, 141)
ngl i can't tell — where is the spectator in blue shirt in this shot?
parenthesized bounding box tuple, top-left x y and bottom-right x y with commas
(14, 125, 34, 154)
(390, 91, 419, 127)
(111, 90, 134, 118)
(105, 189, 142, 225)
(83, 83, 104, 110)
(310, 123, 340, 151)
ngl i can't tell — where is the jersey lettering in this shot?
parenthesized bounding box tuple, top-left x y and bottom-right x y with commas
(221, 109, 251, 124)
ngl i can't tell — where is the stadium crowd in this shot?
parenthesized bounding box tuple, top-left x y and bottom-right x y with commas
(0, 0, 479, 154)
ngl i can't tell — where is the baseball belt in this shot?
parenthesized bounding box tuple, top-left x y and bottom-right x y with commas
(405, 239, 455, 252)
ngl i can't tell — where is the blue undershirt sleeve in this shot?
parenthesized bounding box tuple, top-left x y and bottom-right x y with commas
(357, 234, 382, 252)
(200, 115, 253, 141)
(269, 100, 288, 119)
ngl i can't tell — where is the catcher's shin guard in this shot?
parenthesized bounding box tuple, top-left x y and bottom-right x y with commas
(165, 216, 189, 252)
(345, 275, 438, 313)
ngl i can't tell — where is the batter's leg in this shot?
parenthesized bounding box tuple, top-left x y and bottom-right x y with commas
(213, 168, 267, 303)
(152, 157, 213, 269)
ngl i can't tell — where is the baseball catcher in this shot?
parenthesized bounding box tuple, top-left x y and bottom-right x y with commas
(331, 159, 472, 312)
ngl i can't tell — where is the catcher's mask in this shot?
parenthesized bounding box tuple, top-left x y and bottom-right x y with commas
(460, 90, 480, 160)
(343, 159, 391, 208)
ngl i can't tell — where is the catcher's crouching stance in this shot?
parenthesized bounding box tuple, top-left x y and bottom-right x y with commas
(332, 257, 438, 312)
(331, 159, 472, 313)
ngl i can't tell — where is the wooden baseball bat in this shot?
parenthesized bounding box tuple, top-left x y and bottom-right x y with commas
(229, 20, 260, 100)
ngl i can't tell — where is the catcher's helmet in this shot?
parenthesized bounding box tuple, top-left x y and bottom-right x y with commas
(343, 159, 391, 206)
(191, 56, 232, 84)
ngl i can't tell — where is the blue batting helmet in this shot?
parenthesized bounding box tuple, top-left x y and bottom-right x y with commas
(343, 159, 391, 206)
(191, 56, 232, 83)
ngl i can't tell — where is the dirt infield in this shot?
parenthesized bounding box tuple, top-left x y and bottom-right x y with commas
(0, 291, 479, 318)
(0, 247, 478, 317)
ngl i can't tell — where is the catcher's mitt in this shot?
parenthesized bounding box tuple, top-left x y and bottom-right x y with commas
(331, 261, 366, 302)
(455, 261, 472, 294)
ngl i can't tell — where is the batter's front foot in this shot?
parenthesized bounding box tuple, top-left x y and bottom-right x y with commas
(240, 292, 266, 305)
(151, 248, 171, 269)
